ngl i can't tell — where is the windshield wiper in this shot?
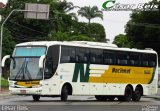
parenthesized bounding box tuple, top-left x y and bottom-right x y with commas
(14, 61, 32, 80)
(14, 61, 25, 80)
(24, 62, 32, 80)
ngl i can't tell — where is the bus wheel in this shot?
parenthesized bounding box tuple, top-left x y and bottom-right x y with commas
(95, 95, 107, 101)
(118, 86, 133, 101)
(132, 86, 142, 101)
(61, 85, 68, 101)
(32, 95, 40, 101)
(106, 96, 115, 101)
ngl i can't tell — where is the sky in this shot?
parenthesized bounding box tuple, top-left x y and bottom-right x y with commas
(0, 0, 7, 4)
(67, 0, 152, 43)
(0, 0, 152, 43)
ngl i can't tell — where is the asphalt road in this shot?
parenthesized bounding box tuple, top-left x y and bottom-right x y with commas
(0, 95, 160, 111)
(0, 89, 159, 111)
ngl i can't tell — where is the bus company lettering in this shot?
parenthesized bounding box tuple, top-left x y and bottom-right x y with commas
(72, 63, 90, 82)
(144, 70, 151, 74)
(112, 68, 131, 74)
(25, 81, 39, 84)
(16, 81, 40, 87)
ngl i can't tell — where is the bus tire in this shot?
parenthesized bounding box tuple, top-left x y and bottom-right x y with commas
(61, 85, 68, 101)
(32, 95, 40, 101)
(118, 86, 133, 101)
(132, 86, 142, 101)
(95, 95, 107, 101)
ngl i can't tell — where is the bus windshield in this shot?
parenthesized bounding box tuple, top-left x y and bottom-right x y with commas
(10, 58, 43, 80)
(9, 46, 46, 80)
(13, 46, 46, 57)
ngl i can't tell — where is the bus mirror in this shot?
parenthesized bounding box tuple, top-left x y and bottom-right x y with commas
(39, 55, 46, 68)
(1, 55, 10, 67)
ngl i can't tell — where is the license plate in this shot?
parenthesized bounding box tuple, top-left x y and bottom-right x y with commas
(20, 90, 26, 94)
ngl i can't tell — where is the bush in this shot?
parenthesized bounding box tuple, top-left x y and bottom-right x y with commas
(1, 78, 9, 88)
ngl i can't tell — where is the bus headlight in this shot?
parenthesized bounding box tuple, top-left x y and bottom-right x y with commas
(32, 85, 42, 88)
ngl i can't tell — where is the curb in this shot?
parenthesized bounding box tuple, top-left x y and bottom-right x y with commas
(0, 92, 11, 96)
(144, 95, 160, 100)
(0, 94, 11, 96)
(0, 90, 10, 96)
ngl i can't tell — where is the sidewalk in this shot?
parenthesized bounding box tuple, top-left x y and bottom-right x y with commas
(144, 94, 160, 100)
(143, 88, 160, 100)
(0, 88, 10, 96)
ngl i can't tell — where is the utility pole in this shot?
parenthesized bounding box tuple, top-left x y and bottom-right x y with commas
(0, 3, 49, 91)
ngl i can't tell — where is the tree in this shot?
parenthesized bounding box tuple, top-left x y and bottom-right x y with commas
(48, 31, 94, 41)
(78, 6, 103, 24)
(1, 27, 15, 79)
(125, 0, 160, 54)
(2, 27, 15, 56)
(89, 23, 106, 41)
(70, 22, 106, 41)
(0, 0, 77, 43)
(113, 34, 133, 47)
(77, 6, 104, 38)
(0, 0, 106, 46)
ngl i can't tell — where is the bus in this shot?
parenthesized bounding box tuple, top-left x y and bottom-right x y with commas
(2, 41, 158, 101)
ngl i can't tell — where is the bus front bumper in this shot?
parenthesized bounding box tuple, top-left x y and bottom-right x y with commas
(9, 87, 42, 95)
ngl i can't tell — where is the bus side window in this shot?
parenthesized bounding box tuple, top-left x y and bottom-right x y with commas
(117, 52, 128, 66)
(103, 51, 115, 65)
(44, 60, 53, 79)
(104, 59, 112, 64)
(129, 53, 140, 66)
(130, 60, 134, 66)
(142, 54, 149, 67)
(148, 54, 156, 67)
(45, 45, 59, 79)
(75, 48, 89, 63)
(90, 49, 103, 64)
(150, 61, 156, 67)
(75, 55, 79, 62)
(61, 46, 75, 63)
(90, 57, 96, 63)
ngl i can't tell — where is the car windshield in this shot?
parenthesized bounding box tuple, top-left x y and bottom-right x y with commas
(10, 58, 43, 80)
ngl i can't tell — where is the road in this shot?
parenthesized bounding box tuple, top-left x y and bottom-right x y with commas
(0, 95, 160, 111)
(0, 89, 160, 111)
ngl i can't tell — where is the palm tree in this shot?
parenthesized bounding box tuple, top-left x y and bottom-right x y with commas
(78, 6, 103, 24)
(58, 0, 79, 21)
(51, 0, 79, 32)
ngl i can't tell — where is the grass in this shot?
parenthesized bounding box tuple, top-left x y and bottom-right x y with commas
(1, 78, 9, 88)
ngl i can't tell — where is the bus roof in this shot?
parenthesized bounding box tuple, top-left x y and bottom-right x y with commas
(16, 41, 157, 54)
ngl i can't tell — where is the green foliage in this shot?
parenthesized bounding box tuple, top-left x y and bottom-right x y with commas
(48, 31, 94, 41)
(70, 22, 106, 41)
(0, 0, 106, 79)
(1, 77, 9, 88)
(113, 34, 132, 47)
(125, 0, 160, 53)
(1, 0, 77, 43)
(89, 23, 106, 41)
(77, 6, 104, 39)
(49, 31, 70, 41)
(78, 6, 103, 24)
(69, 35, 94, 41)
(2, 27, 15, 56)
(0, 0, 106, 44)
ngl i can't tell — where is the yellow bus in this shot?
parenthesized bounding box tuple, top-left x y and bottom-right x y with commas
(2, 41, 158, 101)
